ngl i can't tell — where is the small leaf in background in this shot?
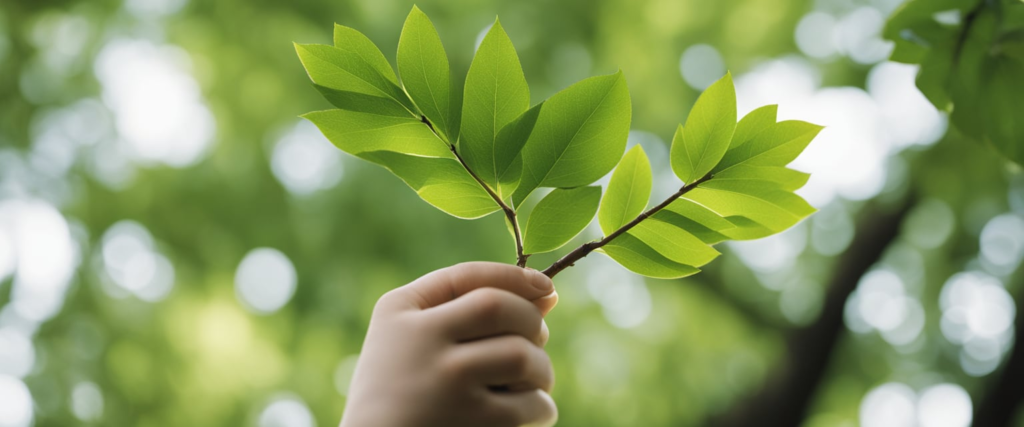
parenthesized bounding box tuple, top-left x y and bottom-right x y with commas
(295, 43, 414, 114)
(360, 151, 500, 219)
(494, 103, 543, 199)
(398, 6, 454, 141)
(714, 120, 823, 173)
(670, 72, 736, 184)
(599, 234, 700, 279)
(302, 109, 452, 158)
(630, 219, 719, 267)
(513, 72, 631, 205)
(599, 145, 652, 234)
(523, 186, 601, 254)
(460, 19, 531, 191)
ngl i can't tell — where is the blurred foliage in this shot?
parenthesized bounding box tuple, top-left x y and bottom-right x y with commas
(0, 0, 1022, 426)
(884, 0, 1024, 166)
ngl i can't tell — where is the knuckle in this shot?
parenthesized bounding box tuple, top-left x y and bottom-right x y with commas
(504, 337, 534, 376)
(438, 351, 470, 382)
(372, 289, 402, 314)
(471, 288, 507, 325)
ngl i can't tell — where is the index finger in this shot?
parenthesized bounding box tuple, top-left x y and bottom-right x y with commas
(385, 262, 556, 313)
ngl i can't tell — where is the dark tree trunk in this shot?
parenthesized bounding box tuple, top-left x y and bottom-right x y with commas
(972, 279, 1024, 426)
(709, 198, 915, 427)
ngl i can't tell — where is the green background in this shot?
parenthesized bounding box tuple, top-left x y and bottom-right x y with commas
(0, 0, 1022, 426)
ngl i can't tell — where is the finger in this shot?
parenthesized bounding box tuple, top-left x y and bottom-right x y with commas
(534, 291, 559, 317)
(489, 389, 558, 427)
(447, 334, 554, 392)
(430, 288, 545, 345)
(396, 262, 554, 311)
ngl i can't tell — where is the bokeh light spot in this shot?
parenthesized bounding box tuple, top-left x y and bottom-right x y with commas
(917, 383, 972, 427)
(258, 395, 315, 427)
(235, 248, 298, 315)
(679, 44, 725, 90)
(859, 382, 916, 427)
(271, 120, 343, 196)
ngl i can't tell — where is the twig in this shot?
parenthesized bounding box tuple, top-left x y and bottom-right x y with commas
(420, 116, 529, 267)
(541, 173, 714, 278)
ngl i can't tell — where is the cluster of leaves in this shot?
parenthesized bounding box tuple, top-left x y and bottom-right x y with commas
(295, 6, 821, 278)
(884, 0, 1024, 166)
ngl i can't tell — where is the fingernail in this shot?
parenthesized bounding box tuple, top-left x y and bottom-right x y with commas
(540, 319, 550, 346)
(527, 268, 554, 292)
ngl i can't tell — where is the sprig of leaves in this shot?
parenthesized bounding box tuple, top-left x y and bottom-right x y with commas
(296, 6, 822, 279)
(884, 0, 1024, 166)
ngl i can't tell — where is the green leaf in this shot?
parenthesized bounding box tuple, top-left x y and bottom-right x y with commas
(712, 165, 810, 191)
(397, 6, 454, 140)
(714, 120, 823, 173)
(303, 109, 452, 158)
(313, 84, 413, 117)
(657, 198, 736, 244)
(652, 210, 730, 245)
(295, 42, 414, 114)
(599, 234, 700, 279)
(359, 151, 500, 219)
(493, 103, 543, 199)
(598, 145, 652, 233)
(731, 105, 777, 151)
(512, 71, 631, 206)
(460, 19, 531, 192)
(630, 219, 720, 267)
(663, 198, 736, 233)
(684, 180, 815, 236)
(984, 58, 1024, 165)
(523, 186, 601, 254)
(670, 72, 737, 184)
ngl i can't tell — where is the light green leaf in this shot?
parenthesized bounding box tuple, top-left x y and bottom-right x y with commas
(313, 84, 413, 117)
(523, 186, 601, 254)
(657, 198, 736, 244)
(630, 219, 720, 267)
(398, 6, 454, 140)
(599, 145, 652, 234)
(494, 103, 543, 199)
(684, 180, 815, 236)
(652, 210, 730, 245)
(663, 198, 736, 232)
(303, 109, 452, 158)
(333, 24, 401, 86)
(295, 43, 414, 114)
(460, 19, 531, 191)
(599, 234, 700, 279)
(712, 165, 810, 191)
(512, 72, 631, 206)
(359, 151, 500, 219)
(670, 72, 737, 184)
(731, 105, 777, 150)
(714, 120, 823, 173)
(720, 216, 777, 241)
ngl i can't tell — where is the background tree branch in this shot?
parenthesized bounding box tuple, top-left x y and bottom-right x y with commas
(973, 272, 1024, 426)
(709, 195, 916, 427)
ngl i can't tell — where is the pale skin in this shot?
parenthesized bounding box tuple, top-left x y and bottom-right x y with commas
(341, 262, 560, 427)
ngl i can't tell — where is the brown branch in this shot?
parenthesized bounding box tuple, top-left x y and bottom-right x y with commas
(541, 173, 714, 278)
(709, 196, 915, 427)
(420, 115, 529, 267)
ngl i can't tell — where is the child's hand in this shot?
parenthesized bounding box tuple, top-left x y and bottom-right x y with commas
(341, 262, 560, 427)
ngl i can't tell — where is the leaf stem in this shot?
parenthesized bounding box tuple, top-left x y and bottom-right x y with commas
(541, 173, 714, 278)
(420, 116, 529, 267)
